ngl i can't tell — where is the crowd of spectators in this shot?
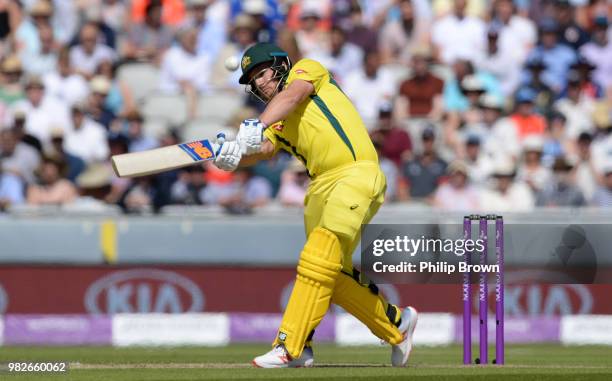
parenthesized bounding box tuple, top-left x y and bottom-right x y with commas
(1, 0, 612, 214)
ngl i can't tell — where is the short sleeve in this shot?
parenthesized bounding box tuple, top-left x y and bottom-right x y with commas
(263, 126, 282, 155)
(286, 59, 329, 94)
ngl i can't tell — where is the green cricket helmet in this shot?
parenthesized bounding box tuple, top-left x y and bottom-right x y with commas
(238, 43, 291, 85)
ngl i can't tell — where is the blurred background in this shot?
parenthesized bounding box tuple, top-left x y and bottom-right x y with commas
(0, 0, 612, 348)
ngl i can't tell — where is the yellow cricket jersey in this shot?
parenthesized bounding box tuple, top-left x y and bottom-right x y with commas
(263, 59, 378, 178)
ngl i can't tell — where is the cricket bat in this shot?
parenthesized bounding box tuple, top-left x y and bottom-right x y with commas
(111, 134, 224, 178)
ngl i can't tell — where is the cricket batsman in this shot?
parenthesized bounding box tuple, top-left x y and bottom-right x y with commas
(212, 43, 418, 368)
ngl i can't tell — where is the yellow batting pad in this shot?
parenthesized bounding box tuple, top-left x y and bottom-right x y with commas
(332, 273, 404, 345)
(275, 227, 343, 358)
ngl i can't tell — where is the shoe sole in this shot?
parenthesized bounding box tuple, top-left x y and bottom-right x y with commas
(393, 306, 419, 367)
(403, 306, 419, 365)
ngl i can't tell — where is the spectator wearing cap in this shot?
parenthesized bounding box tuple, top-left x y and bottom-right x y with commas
(0, 157, 25, 211)
(433, 160, 480, 211)
(343, 50, 396, 128)
(159, 26, 211, 118)
(14, 0, 53, 58)
(541, 111, 572, 165)
(491, 0, 536, 65)
(369, 102, 412, 168)
(70, 22, 117, 79)
(553, 0, 589, 50)
(462, 134, 493, 185)
(95, 60, 135, 116)
(295, 3, 330, 58)
(182, 0, 227, 64)
(472, 94, 520, 162)
(378, 0, 429, 65)
(442, 59, 502, 113)
(522, 55, 555, 114)
(87, 75, 115, 128)
(431, 0, 486, 65)
(553, 70, 595, 139)
(0, 55, 25, 109)
(309, 25, 363, 85)
(42, 48, 89, 108)
(0, 128, 40, 184)
(580, 17, 612, 94)
(560, 56, 604, 100)
(524, 18, 576, 92)
(574, 132, 599, 200)
(591, 163, 612, 207)
(516, 136, 552, 193)
(124, 0, 174, 63)
(63, 102, 109, 164)
(480, 157, 534, 212)
(21, 23, 58, 76)
(123, 110, 158, 153)
(9, 74, 70, 145)
(475, 22, 521, 97)
(72, 163, 115, 211)
(26, 155, 78, 206)
(46, 128, 85, 182)
(509, 87, 547, 141)
(213, 14, 258, 88)
(397, 47, 444, 120)
(402, 127, 447, 201)
(536, 155, 586, 207)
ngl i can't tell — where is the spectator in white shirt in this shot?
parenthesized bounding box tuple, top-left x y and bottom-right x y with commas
(491, 0, 536, 65)
(516, 136, 552, 193)
(295, 6, 329, 58)
(431, 0, 486, 65)
(433, 160, 481, 211)
(343, 50, 395, 128)
(481, 157, 535, 212)
(553, 71, 595, 139)
(63, 102, 109, 163)
(159, 26, 211, 119)
(9, 75, 71, 146)
(308, 25, 363, 85)
(21, 23, 58, 76)
(574, 132, 599, 201)
(475, 23, 521, 97)
(0, 128, 41, 184)
(580, 17, 612, 96)
(43, 48, 89, 107)
(70, 22, 116, 79)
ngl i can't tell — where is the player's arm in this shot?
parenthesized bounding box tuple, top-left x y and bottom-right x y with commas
(259, 79, 314, 127)
(238, 140, 276, 167)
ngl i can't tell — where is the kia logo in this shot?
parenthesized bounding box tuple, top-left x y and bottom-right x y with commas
(0, 283, 7, 314)
(85, 269, 204, 314)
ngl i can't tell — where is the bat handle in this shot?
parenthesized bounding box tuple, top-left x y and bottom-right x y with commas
(215, 132, 226, 156)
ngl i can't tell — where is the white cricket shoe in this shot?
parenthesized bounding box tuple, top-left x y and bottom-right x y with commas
(289, 346, 314, 368)
(252, 345, 314, 368)
(391, 306, 418, 367)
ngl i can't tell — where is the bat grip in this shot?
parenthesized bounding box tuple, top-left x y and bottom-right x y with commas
(215, 132, 226, 156)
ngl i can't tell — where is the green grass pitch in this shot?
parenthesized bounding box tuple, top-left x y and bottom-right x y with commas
(1, 344, 611, 380)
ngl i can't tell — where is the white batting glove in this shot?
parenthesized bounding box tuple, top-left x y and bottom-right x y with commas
(214, 140, 242, 172)
(237, 118, 266, 155)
